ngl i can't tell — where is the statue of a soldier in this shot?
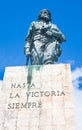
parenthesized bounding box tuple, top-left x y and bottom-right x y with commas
(24, 9, 66, 65)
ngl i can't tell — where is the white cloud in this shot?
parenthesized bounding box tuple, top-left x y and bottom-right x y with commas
(73, 87, 82, 130)
(0, 80, 2, 92)
(72, 66, 82, 88)
(72, 66, 82, 130)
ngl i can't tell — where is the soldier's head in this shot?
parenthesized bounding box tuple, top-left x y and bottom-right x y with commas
(38, 9, 51, 22)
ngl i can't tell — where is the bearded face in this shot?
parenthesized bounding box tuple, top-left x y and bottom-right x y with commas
(38, 9, 51, 22)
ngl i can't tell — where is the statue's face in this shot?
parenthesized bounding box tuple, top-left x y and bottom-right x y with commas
(38, 9, 51, 22)
(41, 10, 50, 19)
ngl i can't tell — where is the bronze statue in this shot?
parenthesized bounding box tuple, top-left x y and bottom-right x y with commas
(24, 9, 66, 65)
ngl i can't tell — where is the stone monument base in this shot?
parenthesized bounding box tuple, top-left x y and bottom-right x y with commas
(0, 64, 75, 130)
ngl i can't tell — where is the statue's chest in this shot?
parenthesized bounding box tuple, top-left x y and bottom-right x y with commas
(34, 22, 50, 30)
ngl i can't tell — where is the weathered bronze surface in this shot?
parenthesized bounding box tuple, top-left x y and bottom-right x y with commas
(24, 9, 66, 65)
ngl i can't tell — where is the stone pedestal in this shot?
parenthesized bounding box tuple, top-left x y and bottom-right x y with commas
(0, 64, 75, 130)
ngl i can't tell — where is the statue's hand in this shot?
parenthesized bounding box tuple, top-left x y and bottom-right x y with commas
(26, 51, 31, 56)
(46, 30, 52, 37)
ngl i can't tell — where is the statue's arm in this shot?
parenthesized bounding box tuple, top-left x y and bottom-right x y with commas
(51, 24, 66, 43)
(24, 22, 34, 56)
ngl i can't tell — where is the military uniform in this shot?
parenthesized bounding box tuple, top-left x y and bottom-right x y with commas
(24, 21, 66, 65)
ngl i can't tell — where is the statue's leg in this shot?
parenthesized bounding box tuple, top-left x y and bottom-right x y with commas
(31, 40, 44, 65)
(44, 42, 58, 64)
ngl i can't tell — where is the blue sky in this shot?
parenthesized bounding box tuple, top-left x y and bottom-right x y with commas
(0, 0, 82, 129)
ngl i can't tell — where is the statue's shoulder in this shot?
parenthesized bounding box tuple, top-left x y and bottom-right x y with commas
(30, 21, 39, 26)
(30, 21, 42, 29)
(50, 22, 58, 29)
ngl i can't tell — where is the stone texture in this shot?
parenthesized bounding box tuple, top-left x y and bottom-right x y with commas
(0, 64, 76, 130)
